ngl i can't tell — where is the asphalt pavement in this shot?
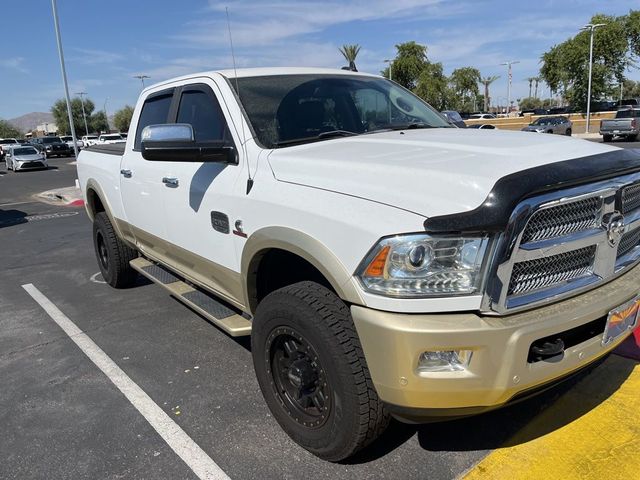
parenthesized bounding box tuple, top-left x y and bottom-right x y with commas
(0, 141, 638, 479)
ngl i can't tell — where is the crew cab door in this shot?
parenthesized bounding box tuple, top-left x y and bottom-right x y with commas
(160, 82, 245, 302)
(119, 88, 175, 246)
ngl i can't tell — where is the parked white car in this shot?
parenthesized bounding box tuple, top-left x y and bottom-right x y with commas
(81, 135, 99, 147)
(60, 135, 85, 150)
(0, 137, 19, 158)
(78, 67, 640, 461)
(97, 134, 125, 144)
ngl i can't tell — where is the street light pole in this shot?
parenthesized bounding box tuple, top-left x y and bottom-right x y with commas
(582, 23, 606, 134)
(50, 0, 79, 157)
(75, 91, 89, 135)
(383, 59, 393, 81)
(104, 97, 110, 133)
(500, 60, 520, 116)
(133, 75, 150, 89)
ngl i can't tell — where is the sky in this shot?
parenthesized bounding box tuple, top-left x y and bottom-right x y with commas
(2, 0, 639, 120)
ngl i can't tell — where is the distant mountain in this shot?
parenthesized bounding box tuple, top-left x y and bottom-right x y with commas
(7, 112, 55, 134)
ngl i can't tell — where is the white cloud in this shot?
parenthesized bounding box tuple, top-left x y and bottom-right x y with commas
(175, 0, 447, 47)
(0, 57, 28, 73)
(67, 48, 124, 65)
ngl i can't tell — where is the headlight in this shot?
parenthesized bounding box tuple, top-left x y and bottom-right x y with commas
(356, 234, 490, 297)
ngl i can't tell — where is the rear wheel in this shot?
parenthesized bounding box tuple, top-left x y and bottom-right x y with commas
(628, 134, 638, 142)
(252, 281, 389, 461)
(92, 212, 138, 288)
(603, 134, 613, 142)
(565, 128, 572, 136)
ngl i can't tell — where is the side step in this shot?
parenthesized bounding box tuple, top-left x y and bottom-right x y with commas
(130, 257, 252, 337)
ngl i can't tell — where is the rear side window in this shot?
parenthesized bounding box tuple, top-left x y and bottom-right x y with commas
(134, 92, 173, 150)
(176, 89, 228, 143)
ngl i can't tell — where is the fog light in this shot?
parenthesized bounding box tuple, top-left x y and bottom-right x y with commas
(418, 350, 472, 372)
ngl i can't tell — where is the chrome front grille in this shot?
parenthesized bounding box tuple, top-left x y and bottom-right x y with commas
(618, 227, 640, 258)
(484, 172, 640, 314)
(521, 197, 601, 243)
(621, 183, 640, 214)
(508, 246, 596, 296)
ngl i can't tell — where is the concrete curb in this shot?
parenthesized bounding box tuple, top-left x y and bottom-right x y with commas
(573, 133, 601, 139)
(36, 185, 84, 207)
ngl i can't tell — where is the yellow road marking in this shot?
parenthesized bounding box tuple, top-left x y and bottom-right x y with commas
(464, 355, 640, 480)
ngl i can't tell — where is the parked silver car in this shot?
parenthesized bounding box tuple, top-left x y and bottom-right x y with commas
(521, 116, 572, 136)
(4, 145, 48, 171)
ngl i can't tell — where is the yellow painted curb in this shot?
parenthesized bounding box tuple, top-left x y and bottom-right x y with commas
(464, 355, 640, 480)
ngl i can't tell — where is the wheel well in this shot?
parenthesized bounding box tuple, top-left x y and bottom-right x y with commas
(86, 188, 105, 218)
(249, 249, 335, 311)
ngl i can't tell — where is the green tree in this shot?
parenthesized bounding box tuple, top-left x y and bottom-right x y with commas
(540, 11, 640, 109)
(90, 111, 108, 134)
(51, 97, 95, 136)
(519, 97, 543, 110)
(339, 44, 361, 71)
(113, 105, 134, 133)
(382, 41, 429, 90)
(414, 62, 449, 110)
(0, 119, 21, 138)
(449, 67, 481, 111)
(480, 75, 500, 112)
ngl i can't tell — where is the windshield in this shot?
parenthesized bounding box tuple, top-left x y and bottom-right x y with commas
(42, 137, 62, 144)
(60, 136, 72, 141)
(616, 110, 640, 118)
(233, 74, 451, 148)
(0, 139, 18, 144)
(13, 147, 38, 155)
(531, 118, 552, 126)
(102, 135, 122, 140)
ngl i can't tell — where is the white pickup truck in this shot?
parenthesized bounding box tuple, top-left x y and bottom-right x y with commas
(77, 67, 640, 461)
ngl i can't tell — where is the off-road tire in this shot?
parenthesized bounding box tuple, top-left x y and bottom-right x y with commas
(603, 134, 613, 142)
(92, 212, 138, 288)
(252, 281, 389, 461)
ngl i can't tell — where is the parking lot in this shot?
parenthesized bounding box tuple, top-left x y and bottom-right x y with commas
(1, 142, 639, 480)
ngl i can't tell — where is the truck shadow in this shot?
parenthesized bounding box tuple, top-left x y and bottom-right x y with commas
(345, 355, 635, 463)
(0, 209, 28, 228)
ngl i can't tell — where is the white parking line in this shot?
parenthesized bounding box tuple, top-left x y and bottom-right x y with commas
(22, 283, 230, 480)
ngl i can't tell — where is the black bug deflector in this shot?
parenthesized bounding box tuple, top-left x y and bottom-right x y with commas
(424, 148, 640, 233)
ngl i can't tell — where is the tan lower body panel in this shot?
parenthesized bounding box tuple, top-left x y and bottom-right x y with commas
(130, 257, 251, 337)
(114, 219, 247, 312)
(352, 262, 640, 411)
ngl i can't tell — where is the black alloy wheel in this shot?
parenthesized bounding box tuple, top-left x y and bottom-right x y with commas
(266, 326, 332, 428)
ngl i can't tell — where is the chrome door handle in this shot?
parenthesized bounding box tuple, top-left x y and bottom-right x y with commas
(162, 177, 179, 187)
(120, 169, 132, 178)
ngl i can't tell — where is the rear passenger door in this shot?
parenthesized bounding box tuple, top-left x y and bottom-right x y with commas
(161, 82, 244, 303)
(120, 88, 175, 248)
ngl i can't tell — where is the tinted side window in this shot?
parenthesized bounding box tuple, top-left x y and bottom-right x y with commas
(177, 89, 228, 142)
(134, 92, 173, 150)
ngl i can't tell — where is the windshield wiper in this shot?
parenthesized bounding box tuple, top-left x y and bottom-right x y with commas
(273, 130, 359, 147)
(390, 122, 436, 130)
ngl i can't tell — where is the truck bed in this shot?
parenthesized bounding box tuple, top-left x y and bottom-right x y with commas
(84, 144, 126, 155)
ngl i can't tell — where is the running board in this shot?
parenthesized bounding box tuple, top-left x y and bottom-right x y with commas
(130, 257, 251, 337)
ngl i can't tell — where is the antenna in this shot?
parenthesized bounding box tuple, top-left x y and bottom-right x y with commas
(225, 7, 253, 194)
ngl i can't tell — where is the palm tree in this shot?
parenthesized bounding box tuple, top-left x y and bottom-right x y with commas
(480, 75, 500, 112)
(534, 76, 541, 98)
(526, 77, 536, 98)
(339, 44, 361, 71)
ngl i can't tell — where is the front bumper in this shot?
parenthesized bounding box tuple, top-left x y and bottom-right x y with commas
(351, 262, 640, 421)
(15, 160, 47, 171)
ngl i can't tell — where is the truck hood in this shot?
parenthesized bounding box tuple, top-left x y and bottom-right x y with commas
(267, 128, 619, 218)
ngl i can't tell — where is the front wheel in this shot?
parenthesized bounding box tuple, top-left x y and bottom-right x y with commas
(603, 134, 613, 143)
(92, 212, 138, 288)
(628, 134, 638, 142)
(252, 281, 389, 461)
